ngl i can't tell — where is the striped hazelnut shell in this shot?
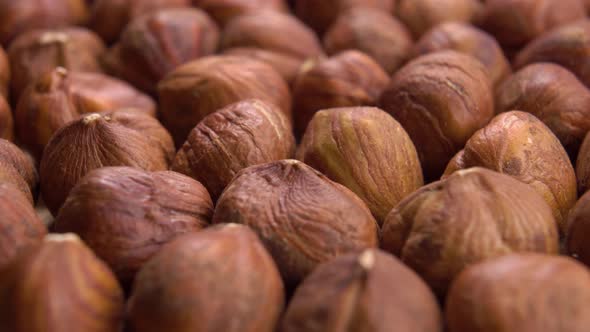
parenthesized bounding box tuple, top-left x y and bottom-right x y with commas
(0, 139, 38, 202)
(397, 0, 481, 38)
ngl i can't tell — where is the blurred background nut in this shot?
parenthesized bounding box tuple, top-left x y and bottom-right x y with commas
(0, 46, 9, 98)
(0, 233, 124, 332)
(40, 110, 175, 215)
(0, 139, 38, 202)
(413, 22, 511, 86)
(193, 0, 289, 27)
(297, 107, 423, 224)
(102, 8, 219, 95)
(379, 51, 494, 182)
(0, 95, 11, 141)
(446, 254, 590, 332)
(444, 111, 576, 233)
(576, 133, 590, 194)
(158, 55, 291, 146)
(213, 160, 379, 285)
(281, 249, 443, 332)
(128, 224, 284, 332)
(15, 67, 156, 159)
(172, 99, 295, 201)
(222, 47, 302, 84)
(292, 50, 389, 136)
(567, 190, 590, 267)
(381, 167, 559, 296)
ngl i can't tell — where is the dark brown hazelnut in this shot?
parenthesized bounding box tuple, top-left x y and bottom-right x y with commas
(323, 7, 412, 74)
(446, 254, 590, 332)
(576, 133, 590, 193)
(172, 99, 295, 200)
(444, 111, 576, 233)
(413, 22, 511, 86)
(292, 50, 389, 136)
(16, 67, 156, 159)
(213, 159, 379, 285)
(381, 167, 559, 296)
(40, 110, 175, 215)
(158, 55, 292, 145)
(222, 47, 303, 84)
(0, 0, 89, 46)
(127, 224, 284, 332)
(0, 233, 124, 332)
(379, 50, 494, 181)
(586, 0, 590, 13)
(0, 95, 12, 141)
(566, 190, 590, 266)
(193, 0, 289, 27)
(102, 8, 219, 95)
(0, 139, 38, 202)
(0, 45, 10, 98)
(281, 249, 443, 332)
(297, 107, 423, 224)
(88, 0, 191, 44)
(8, 27, 105, 101)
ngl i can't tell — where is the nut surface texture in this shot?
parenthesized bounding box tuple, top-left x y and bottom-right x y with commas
(0, 139, 38, 202)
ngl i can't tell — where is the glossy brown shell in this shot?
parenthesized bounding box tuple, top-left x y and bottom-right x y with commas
(397, 0, 481, 38)
(0, 45, 10, 98)
(566, 190, 590, 266)
(0, 95, 12, 141)
(0, 139, 38, 202)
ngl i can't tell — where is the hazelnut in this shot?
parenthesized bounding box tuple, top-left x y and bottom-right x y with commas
(0, 0, 89, 46)
(158, 55, 292, 145)
(0, 139, 38, 203)
(8, 27, 105, 101)
(413, 22, 511, 86)
(0, 45, 10, 98)
(379, 50, 494, 181)
(566, 190, 590, 266)
(0, 95, 12, 141)
(128, 224, 284, 332)
(297, 107, 423, 224)
(381, 167, 559, 296)
(213, 159, 379, 285)
(15, 67, 156, 158)
(222, 47, 303, 84)
(172, 99, 295, 200)
(446, 254, 590, 332)
(52, 166, 213, 284)
(586, 0, 590, 13)
(88, 0, 191, 44)
(281, 249, 443, 332)
(576, 133, 590, 193)
(102, 8, 219, 95)
(0, 234, 124, 332)
(292, 50, 389, 136)
(444, 111, 576, 233)
(40, 110, 175, 215)
(193, 0, 289, 27)
(323, 7, 412, 74)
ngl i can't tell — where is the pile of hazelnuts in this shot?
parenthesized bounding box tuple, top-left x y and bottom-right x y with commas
(1, 0, 590, 331)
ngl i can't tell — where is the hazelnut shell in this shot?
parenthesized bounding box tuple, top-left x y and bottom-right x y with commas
(566, 190, 590, 266)
(193, 0, 289, 27)
(0, 139, 38, 202)
(576, 133, 590, 194)
(222, 47, 303, 84)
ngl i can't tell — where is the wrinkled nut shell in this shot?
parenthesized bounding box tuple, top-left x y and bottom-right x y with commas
(194, 0, 289, 26)
(397, 0, 481, 38)
(0, 139, 38, 203)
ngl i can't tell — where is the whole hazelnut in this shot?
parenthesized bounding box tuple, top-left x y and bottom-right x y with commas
(0, 46, 10, 98)
(0, 139, 38, 202)
(0, 0, 89, 46)
(292, 50, 389, 136)
(40, 110, 175, 215)
(281, 249, 443, 332)
(495, 63, 590, 156)
(413, 22, 511, 86)
(381, 167, 559, 296)
(213, 159, 379, 285)
(158, 55, 291, 145)
(172, 99, 295, 200)
(52, 166, 213, 284)
(128, 224, 285, 332)
(0, 234, 124, 332)
(297, 107, 423, 224)
(446, 254, 590, 332)
(16, 67, 156, 158)
(576, 133, 590, 193)
(444, 111, 576, 233)
(0, 95, 12, 141)
(566, 190, 590, 266)
(222, 47, 303, 84)
(8, 27, 105, 100)
(193, 0, 289, 27)
(102, 8, 219, 95)
(379, 50, 494, 181)
(323, 7, 412, 74)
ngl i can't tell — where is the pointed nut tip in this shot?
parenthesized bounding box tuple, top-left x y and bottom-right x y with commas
(358, 249, 375, 270)
(45, 233, 81, 243)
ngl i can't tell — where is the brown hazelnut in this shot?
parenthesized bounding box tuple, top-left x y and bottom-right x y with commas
(128, 224, 284, 332)
(0, 0, 89, 46)
(222, 47, 303, 84)
(16, 67, 156, 158)
(381, 167, 559, 296)
(281, 249, 443, 332)
(586, 0, 590, 13)
(566, 190, 590, 266)
(413, 22, 511, 86)
(0, 45, 10, 98)
(52, 166, 213, 284)
(323, 7, 412, 74)
(213, 159, 379, 285)
(0, 233, 124, 332)
(172, 99, 295, 200)
(297, 107, 423, 224)
(40, 110, 175, 215)
(379, 50, 494, 181)
(8, 27, 105, 101)
(0, 95, 12, 141)
(292, 50, 389, 136)
(446, 254, 590, 332)
(193, 0, 289, 27)
(158, 55, 292, 145)
(0, 139, 38, 202)
(576, 133, 590, 193)
(88, 0, 191, 44)
(102, 8, 219, 95)
(444, 111, 576, 233)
